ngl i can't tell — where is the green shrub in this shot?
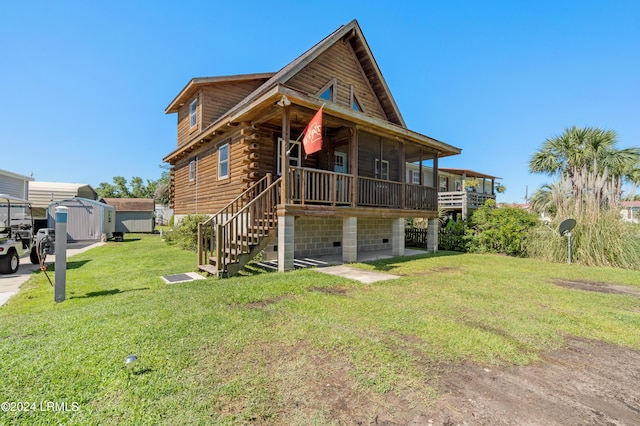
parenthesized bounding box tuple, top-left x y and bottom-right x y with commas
(439, 219, 470, 252)
(468, 200, 539, 256)
(163, 214, 208, 251)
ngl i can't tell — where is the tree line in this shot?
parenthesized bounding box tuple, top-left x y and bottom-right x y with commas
(96, 165, 170, 205)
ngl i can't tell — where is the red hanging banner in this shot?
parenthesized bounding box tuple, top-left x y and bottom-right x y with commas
(302, 107, 323, 155)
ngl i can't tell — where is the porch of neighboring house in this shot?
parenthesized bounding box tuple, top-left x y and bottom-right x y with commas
(437, 168, 501, 219)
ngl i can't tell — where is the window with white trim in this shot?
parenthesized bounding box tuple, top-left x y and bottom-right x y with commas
(218, 144, 229, 179)
(375, 158, 389, 180)
(277, 138, 301, 175)
(412, 170, 421, 185)
(189, 98, 198, 128)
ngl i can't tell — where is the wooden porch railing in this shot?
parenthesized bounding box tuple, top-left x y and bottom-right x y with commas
(289, 167, 353, 205)
(357, 177, 402, 208)
(438, 191, 495, 210)
(197, 174, 273, 267)
(405, 183, 438, 210)
(286, 168, 438, 210)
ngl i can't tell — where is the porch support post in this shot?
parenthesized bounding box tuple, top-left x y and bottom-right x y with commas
(427, 218, 439, 253)
(342, 217, 357, 263)
(280, 103, 290, 204)
(400, 143, 406, 209)
(349, 127, 358, 207)
(392, 218, 405, 257)
(278, 214, 295, 272)
(433, 153, 439, 210)
(433, 154, 439, 187)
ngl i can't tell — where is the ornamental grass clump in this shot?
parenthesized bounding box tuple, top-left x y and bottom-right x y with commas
(526, 171, 640, 269)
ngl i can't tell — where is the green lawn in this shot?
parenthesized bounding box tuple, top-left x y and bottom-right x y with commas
(1, 234, 639, 424)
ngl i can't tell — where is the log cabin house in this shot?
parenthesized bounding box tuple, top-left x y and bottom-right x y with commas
(163, 19, 461, 277)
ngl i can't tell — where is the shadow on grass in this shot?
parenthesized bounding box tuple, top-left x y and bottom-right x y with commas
(363, 250, 465, 272)
(71, 287, 150, 299)
(40, 260, 92, 271)
(111, 238, 141, 243)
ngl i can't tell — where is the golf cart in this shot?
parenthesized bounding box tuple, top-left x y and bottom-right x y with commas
(0, 194, 55, 274)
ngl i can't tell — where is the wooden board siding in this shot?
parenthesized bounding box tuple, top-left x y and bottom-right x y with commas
(286, 41, 387, 120)
(201, 80, 266, 129)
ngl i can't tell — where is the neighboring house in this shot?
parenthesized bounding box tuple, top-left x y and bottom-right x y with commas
(437, 168, 501, 219)
(404, 165, 501, 219)
(163, 19, 462, 277)
(29, 181, 99, 221)
(621, 200, 640, 224)
(0, 168, 32, 199)
(103, 198, 156, 233)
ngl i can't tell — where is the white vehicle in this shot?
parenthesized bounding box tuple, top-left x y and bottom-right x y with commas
(0, 194, 36, 274)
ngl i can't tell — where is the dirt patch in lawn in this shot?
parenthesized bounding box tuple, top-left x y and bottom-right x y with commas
(308, 285, 349, 295)
(205, 336, 640, 424)
(552, 279, 640, 297)
(428, 337, 640, 425)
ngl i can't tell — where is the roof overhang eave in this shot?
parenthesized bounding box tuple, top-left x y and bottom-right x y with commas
(163, 84, 462, 163)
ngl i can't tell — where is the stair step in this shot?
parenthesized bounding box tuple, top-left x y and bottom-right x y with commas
(199, 264, 218, 275)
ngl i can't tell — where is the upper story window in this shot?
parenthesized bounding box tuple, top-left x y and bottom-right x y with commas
(189, 98, 198, 128)
(350, 85, 363, 111)
(317, 79, 336, 102)
(352, 97, 363, 111)
(218, 144, 229, 179)
(189, 159, 196, 181)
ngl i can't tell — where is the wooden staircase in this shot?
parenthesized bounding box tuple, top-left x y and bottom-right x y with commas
(198, 174, 281, 278)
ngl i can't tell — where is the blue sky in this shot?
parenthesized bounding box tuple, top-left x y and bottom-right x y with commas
(2, 1, 638, 203)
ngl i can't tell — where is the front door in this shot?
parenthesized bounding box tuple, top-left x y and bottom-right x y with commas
(334, 151, 347, 173)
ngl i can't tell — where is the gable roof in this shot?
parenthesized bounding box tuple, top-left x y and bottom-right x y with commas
(164, 20, 462, 163)
(165, 73, 275, 114)
(222, 19, 404, 127)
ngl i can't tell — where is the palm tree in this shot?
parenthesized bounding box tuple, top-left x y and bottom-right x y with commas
(529, 184, 555, 217)
(529, 126, 640, 206)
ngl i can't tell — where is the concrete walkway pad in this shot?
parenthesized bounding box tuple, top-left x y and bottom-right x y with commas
(314, 265, 400, 284)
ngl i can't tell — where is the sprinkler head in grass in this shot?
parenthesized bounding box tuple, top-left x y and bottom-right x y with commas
(125, 355, 138, 374)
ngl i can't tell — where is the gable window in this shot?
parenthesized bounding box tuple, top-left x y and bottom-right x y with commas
(189, 98, 198, 128)
(350, 85, 363, 111)
(277, 138, 301, 175)
(375, 158, 389, 181)
(218, 144, 229, 179)
(352, 96, 363, 111)
(189, 159, 196, 182)
(317, 79, 336, 102)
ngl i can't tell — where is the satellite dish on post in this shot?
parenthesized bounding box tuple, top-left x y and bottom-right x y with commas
(558, 218, 576, 237)
(558, 218, 576, 264)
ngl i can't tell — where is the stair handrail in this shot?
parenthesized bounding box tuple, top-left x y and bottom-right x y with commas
(217, 177, 282, 271)
(198, 174, 272, 266)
